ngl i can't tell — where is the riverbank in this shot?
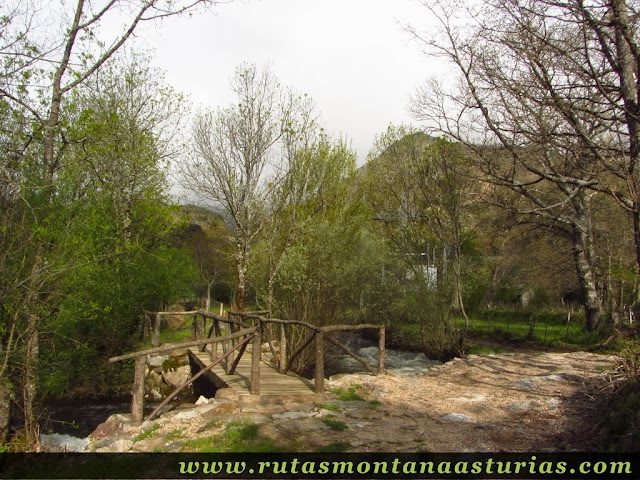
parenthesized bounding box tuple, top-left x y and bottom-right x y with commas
(43, 350, 617, 452)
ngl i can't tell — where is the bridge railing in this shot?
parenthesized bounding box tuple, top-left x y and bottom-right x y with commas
(111, 310, 385, 425)
(108, 326, 256, 425)
(227, 311, 386, 395)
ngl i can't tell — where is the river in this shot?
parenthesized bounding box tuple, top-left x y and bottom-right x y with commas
(40, 337, 440, 450)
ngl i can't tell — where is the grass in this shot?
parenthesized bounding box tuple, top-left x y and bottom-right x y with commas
(134, 424, 159, 442)
(459, 309, 600, 347)
(368, 400, 382, 409)
(317, 402, 341, 412)
(320, 415, 348, 431)
(331, 386, 365, 402)
(165, 429, 185, 441)
(315, 442, 351, 453)
(180, 421, 285, 452)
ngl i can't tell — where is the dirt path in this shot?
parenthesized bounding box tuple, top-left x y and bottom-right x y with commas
(86, 351, 617, 452)
(324, 351, 616, 451)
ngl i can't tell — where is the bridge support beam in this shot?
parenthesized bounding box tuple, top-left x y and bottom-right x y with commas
(378, 326, 386, 374)
(250, 328, 261, 395)
(131, 355, 146, 426)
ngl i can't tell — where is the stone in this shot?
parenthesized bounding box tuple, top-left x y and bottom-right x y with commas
(507, 401, 540, 411)
(202, 402, 238, 422)
(257, 423, 280, 442)
(173, 410, 198, 421)
(195, 395, 210, 406)
(272, 411, 313, 420)
(344, 409, 383, 420)
(147, 355, 168, 367)
(96, 437, 133, 453)
(131, 435, 169, 452)
(450, 393, 486, 403)
(227, 413, 271, 425)
(439, 413, 473, 423)
(283, 402, 315, 412)
(546, 398, 561, 410)
(274, 418, 331, 433)
(162, 365, 191, 388)
(89, 414, 130, 441)
(216, 388, 239, 402)
(242, 404, 285, 415)
(509, 379, 537, 390)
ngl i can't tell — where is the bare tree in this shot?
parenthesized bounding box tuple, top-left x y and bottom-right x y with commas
(181, 63, 317, 311)
(408, 0, 618, 330)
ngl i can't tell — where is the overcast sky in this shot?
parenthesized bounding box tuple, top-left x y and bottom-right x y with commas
(137, 0, 442, 165)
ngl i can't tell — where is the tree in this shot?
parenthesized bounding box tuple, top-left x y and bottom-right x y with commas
(364, 126, 476, 327)
(37, 51, 198, 401)
(180, 205, 234, 311)
(181, 63, 317, 311)
(256, 135, 354, 312)
(0, 0, 222, 443)
(408, 0, 612, 330)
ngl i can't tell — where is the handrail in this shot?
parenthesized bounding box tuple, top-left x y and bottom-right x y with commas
(118, 308, 386, 425)
(108, 327, 257, 363)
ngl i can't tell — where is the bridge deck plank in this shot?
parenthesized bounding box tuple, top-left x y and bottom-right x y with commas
(188, 343, 315, 396)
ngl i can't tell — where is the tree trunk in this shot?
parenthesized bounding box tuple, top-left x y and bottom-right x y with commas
(572, 225, 602, 331)
(22, 310, 39, 444)
(235, 239, 248, 312)
(453, 243, 469, 329)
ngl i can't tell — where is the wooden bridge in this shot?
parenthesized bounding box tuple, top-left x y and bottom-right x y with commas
(109, 310, 385, 425)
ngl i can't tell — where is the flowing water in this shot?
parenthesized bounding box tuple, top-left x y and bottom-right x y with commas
(40, 336, 439, 450)
(326, 334, 441, 375)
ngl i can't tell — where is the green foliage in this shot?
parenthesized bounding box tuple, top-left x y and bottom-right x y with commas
(320, 415, 348, 431)
(315, 442, 351, 453)
(180, 422, 285, 452)
(460, 308, 603, 348)
(35, 53, 199, 400)
(332, 386, 365, 402)
(317, 402, 341, 412)
(134, 424, 160, 442)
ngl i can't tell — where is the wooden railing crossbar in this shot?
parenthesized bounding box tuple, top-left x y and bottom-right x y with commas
(116, 309, 385, 425)
(146, 335, 253, 423)
(108, 327, 256, 363)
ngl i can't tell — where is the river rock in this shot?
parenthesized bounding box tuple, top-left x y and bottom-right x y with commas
(161, 365, 191, 388)
(272, 411, 313, 420)
(95, 436, 134, 452)
(89, 413, 130, 441)
(147, 355, 168, 367)
(439, 413, 473, 423)
(274, 418, 331, 433)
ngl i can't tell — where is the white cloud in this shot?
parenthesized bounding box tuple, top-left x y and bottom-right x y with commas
(140, 0, 443, 164)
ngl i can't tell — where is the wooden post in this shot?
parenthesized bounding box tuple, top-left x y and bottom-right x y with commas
(250, 323, 261, 395)
(378, 326, 386, 375)
(151, 314, 160, 348)
(315, 330, 325, 393)
(279, 323, 287, 373)
(131, 355, 146, 426)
